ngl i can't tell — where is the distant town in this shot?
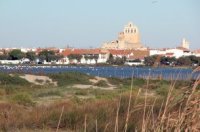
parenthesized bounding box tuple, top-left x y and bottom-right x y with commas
(0, 22, 200, 66)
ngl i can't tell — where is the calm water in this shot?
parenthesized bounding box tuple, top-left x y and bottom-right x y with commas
(0, 65, 199, 80)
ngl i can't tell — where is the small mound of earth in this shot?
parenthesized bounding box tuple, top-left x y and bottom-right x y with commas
(72, 76, 117, 90)
(20, 74, 57, 86)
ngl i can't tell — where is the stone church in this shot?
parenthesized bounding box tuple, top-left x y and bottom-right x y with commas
(101, 22, 144, 49)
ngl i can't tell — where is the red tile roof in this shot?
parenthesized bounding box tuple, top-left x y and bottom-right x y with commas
(194, 49, 200, 53)
(166, 53, 174, 55)
(61, 48, 107, 56)
(176, 47, 190, 51)
(61, 48, 149, 58)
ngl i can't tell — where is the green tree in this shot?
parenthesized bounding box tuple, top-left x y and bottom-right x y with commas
(106, 54, 114, 64)
(114, 57, 125, 65)
(93, 54, 99, 63)
(188, 55, 200, 64)
(68, 54, 82, 62)
(38, 50, 56, 62)
(84, 54, 99, 63)
(144, 55, 157, 66)
(9, 49, 25, 60)
(26, 51, 36, 61)
(160, 56, 176, 65)
(177, 56, 192, 66)
(106, 54, 126, 65)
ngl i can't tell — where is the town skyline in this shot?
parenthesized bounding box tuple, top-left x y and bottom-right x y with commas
(0, 0, 199, 49)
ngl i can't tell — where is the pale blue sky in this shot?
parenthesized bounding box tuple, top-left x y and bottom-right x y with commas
(0, 0, 199, 49)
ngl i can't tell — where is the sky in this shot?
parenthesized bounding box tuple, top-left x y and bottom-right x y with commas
(0, 0, 199, 49)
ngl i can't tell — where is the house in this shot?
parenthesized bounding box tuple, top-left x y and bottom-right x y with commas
(0, 60, 21, 64)
(61, 48, 109, 64)
(150, 48, 194, 58)
(194, 49, 200, 57)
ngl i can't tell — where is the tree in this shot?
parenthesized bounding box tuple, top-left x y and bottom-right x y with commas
(122, 56, 127, 63)
(188, 55, 200, 64)
(92, 54, 99, 63)
(160, 56, 176, 65)
(0, 54, 9, 60)
(144, 55, 157, 66)
(54, 54, 63, 61)
(114, 57, 125, 65)
(177, 56, 192, 66)
(9, 49, 25, 60)
(85, 54, 99, 63)
(26, 52, 36, 61)
(106, 54, 126, 65)
(106, 54, 114, 64)
(68, 54, 82, 62)
(132, 59, 141, 62)
(38, 50, 56, 62)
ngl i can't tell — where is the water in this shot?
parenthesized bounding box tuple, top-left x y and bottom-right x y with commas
(0, 65, 199, 80)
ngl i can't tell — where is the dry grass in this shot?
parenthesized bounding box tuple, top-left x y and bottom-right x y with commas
(0, 75, 199, 131)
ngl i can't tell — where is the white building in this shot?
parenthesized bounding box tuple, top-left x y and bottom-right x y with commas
(150, 48, 194, 58)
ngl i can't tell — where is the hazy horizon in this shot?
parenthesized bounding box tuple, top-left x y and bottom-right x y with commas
(0, 0, 199, 49)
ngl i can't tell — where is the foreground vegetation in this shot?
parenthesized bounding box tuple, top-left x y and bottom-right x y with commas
(0, 72, 199, 131)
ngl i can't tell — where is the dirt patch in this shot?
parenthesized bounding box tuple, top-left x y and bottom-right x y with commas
(90, 76, 115, 87)
(20, 74, 57, 86)
(73, 76, 117, 90)
(72, 84, 116, 90)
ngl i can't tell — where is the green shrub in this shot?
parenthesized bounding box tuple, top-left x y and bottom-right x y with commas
(12, 93, 35, 106)
(107, 77, 145, 87)
(48, 72, 93, 86)
(155, 84, 169, 97)
(75, 90, 88, 96)
(4, 85, 16, 95)
(0, 73, 29, 86)
(94, 80, 109, 87)
(107, 77, 124, 85)
(37, 90, 62, 97)
(131, 79, 145, 87)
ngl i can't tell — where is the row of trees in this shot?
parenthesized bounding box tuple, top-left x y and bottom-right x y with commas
(0, 49, 100, 63)
(106, 54, 200, 66)
(144, 55, 200, 66)
(1, 50, 199, 66)
(0, 49, 63, 62)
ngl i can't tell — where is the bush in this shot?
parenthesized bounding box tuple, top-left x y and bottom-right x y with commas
(107, 77, 145, 88)
(48, 72, 93, 86)
(75, 90, 88, 96)
(94, 80, 109, 87)
(155, 84, 169, 97)
(0, 73, 29, 86)
(37, 90, 62, 97)
(12, 93, 35, 106)
(107, 77, 124, 85)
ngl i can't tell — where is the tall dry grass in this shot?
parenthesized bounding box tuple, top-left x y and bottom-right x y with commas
(0, 75, 199, 131)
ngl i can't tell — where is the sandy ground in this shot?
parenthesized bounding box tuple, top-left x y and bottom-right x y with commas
(72, 84, 116, 90)
(19, 74, 115, 89)
(20, 74, 57, 86)
(72, 76, 117, 90)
